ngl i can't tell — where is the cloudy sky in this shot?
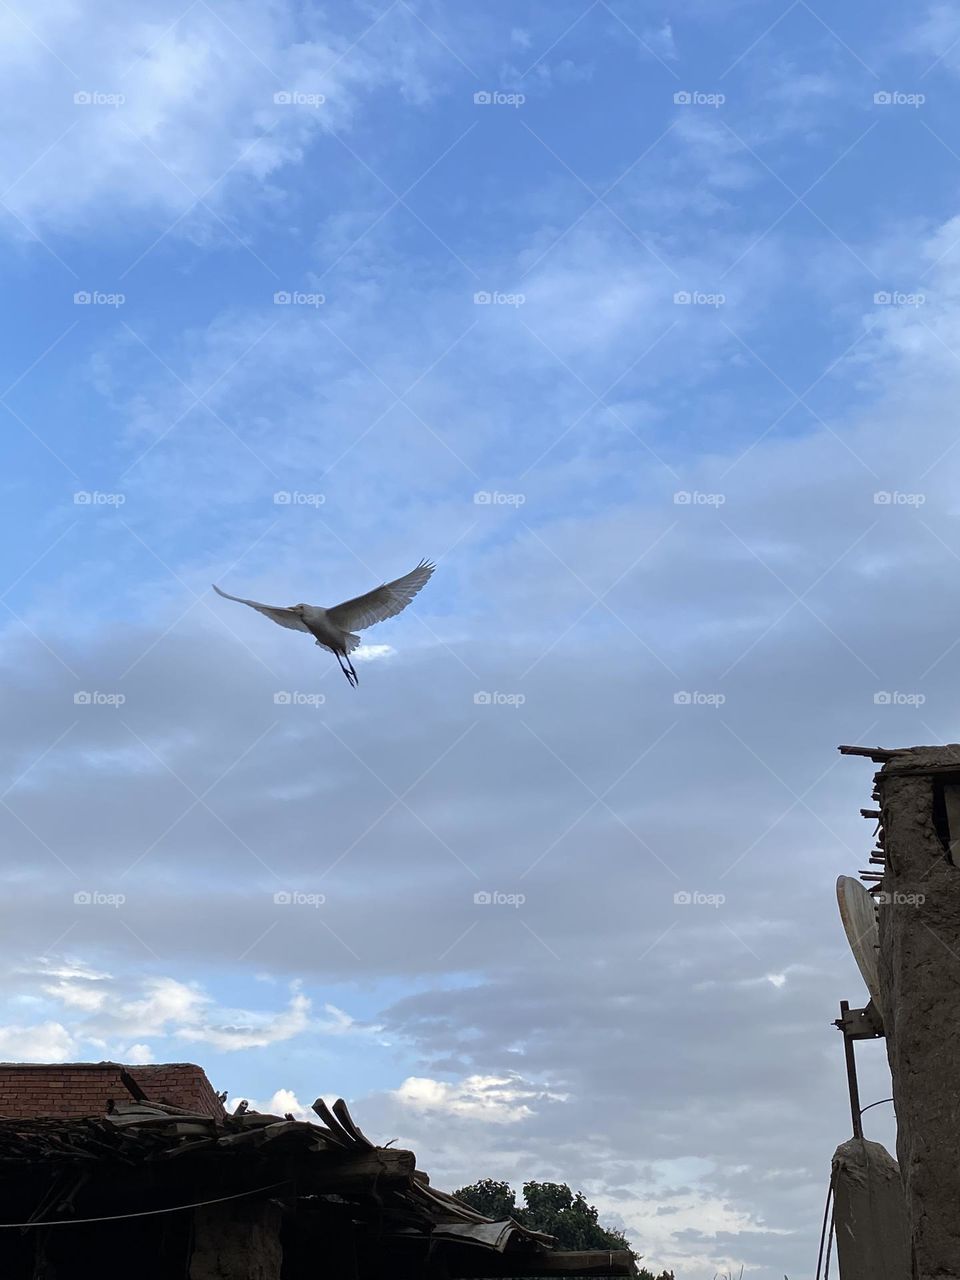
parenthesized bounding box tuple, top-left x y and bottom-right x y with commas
(2, 1, 958, 1275)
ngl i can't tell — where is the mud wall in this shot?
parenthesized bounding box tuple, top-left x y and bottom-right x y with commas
(878, 752, 960, 1279)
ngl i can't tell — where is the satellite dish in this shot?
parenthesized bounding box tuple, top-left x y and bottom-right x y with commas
(836, 875, 883, 1017)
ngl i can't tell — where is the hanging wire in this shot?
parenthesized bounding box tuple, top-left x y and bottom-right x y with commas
(860, 1097, 894, 1117)
(817, 1098, 895, 1280)
(823, 1190, 836, 1279)
(0, 1179, 290, 1229)
(815, 1166, 837, 1280)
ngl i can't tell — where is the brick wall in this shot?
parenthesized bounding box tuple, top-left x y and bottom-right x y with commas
(133, 1063, 226, 1117)
(0, 1062, 226, 1119)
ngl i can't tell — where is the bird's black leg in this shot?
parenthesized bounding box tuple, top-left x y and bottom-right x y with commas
(346, 654, 359, 686)
(336, 652, 358, 687)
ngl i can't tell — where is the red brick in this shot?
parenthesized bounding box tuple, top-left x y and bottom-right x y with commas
(0, 1062, 225, 1119)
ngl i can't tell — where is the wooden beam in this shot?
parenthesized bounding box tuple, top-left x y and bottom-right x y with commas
(119, 1069, 148, 1102)
(838, 745, 900, 761)
(305, 1147, 416, 1192)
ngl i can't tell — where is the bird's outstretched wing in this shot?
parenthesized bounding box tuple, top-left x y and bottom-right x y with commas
(211, 583, 310, 633)
(326, 559, 435, 632)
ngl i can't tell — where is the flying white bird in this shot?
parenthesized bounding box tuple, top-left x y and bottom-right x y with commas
(212, 559, 435, 687)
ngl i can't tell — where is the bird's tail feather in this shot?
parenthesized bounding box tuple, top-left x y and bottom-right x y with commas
(313, 633, 362, 654)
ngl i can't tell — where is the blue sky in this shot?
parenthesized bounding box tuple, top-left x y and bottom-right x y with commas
(3, 2, 960, 1277)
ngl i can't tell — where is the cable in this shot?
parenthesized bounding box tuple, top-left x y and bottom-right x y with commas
(824, 1192, 836, 1279)
(816, 1098, 894, 1279)
(815, 1167, 836, 1280)
(859, 1097, 894, 1117)
(0, 1179, 290, 1229)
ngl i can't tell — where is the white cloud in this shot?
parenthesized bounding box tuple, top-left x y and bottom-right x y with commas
(353, 644, 395, 663)
(122, 1042, 155, 1064)
(228, 1086, 317, 1120)
(9, 965, 315, 1056)
(906, 4, 960, 65)
(0, 1021, 76, 1061)
(34, 956, 112, 1011)
(392, 1073, 567, 1124)
(177, 991, 311, 1050)
(320, 1002, 357, 1032)
(41, 981, 108, 1012)
(32, 958, 111, 982)
(115, 977, 211, 1036)
(0, 1, 444, 237)
(641, 21, 677, 61)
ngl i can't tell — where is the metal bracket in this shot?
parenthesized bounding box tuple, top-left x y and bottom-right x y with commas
(835, 999, 884, 1041)
(834, 999, 885, 1141)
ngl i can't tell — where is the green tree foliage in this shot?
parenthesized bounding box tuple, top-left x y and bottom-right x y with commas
(452, 1178, 675, 1280)
(454, 1177, 518, 1222)
(520, 1181, 631, 1253)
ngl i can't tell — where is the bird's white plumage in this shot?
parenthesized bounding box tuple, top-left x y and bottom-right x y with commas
(326, 559, 435, 631)
(211, 559, 435, 687)
(211, 584, 310, 632)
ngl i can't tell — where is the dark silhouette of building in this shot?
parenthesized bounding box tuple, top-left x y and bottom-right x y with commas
(0, 1061, 635, 1279)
